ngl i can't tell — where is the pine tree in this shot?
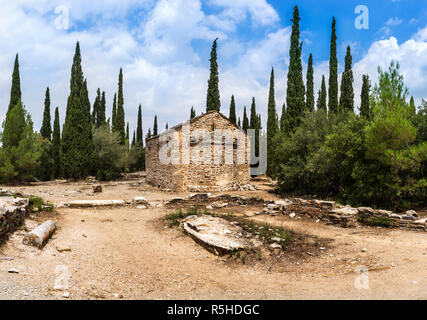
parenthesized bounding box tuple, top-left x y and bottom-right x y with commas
(360, 74, 371, 119)
(8, 54, 21, 114)
(153, 115, 158, 136)
(339, 46, 354, 113)
(61, 42, 96, 179)
(317, 75, 327, 112)
(229, 95, 237, 125)
(116, 68, 125, 144)
(267, 67, 279, 177)
(41, 87, 52, 141)
(306, 54, 315, 112)
(328, 17, 339, 113)
(206, 38, 220, 112)
(286, 6, 306, 133)
(190, 106, 196, 119)
(112, 93, 117, 131)
(52, 107, 61, 178)
(242, 106, 249, 133)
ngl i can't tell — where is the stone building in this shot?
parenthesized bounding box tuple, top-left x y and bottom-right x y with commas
(145, 111, 250, 191)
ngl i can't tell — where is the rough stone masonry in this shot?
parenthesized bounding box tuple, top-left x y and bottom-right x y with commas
(146, 111, 251, 192)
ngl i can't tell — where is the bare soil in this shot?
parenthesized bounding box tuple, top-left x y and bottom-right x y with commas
(0, 178, 426, 300)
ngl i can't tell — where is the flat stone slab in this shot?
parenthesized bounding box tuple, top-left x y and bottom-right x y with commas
(182, 215, 248, 255)
(68, 200, 126, 208)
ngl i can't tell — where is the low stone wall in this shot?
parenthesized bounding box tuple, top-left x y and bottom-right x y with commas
(0, 196, 29, 238)
(164, 193, 426, 232)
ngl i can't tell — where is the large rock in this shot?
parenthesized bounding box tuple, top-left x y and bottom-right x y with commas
(0, 197, 29, 237)
(328, 206, 358, 228)
(182, 215, 248, 255)
(133, 196, 148, 205)
(68, 200, 126, 208)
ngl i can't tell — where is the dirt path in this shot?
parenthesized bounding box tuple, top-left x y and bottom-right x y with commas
(0, 180, 426, 300)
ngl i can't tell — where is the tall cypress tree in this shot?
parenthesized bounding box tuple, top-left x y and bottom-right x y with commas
(92, 88, 101, 126)
(339, 46, 354, 113)
(242, 106, 249, 133)
(328, 17, 339, 113)
(267, 67, 279, 177)
(286, 6, 305, 133)
(153, 115, 158, 136)
(116, 68, 125, 144)
(279, 103, 286, 131)
(8, 54, 21, 114)
(206, 38, 220, 112)
(306, 54, 315, 112)
(131, 130, 136, 148)
(52, 107, 61, 178)
(41, 87, 52, 141)
(237, 117, 241, 128)
(61, 42, 96, 179)
(249, 98, 257, 129)
(99, 91, 106, 126)
(229, 95, 236, 125)
(112, 93, 117, 131)
(317, 75, 327, 112)
(360, 74, 371, 119)
(190, 106, 196, 119)
(137, 105, 143, 145)
(126, 122, 129, 149)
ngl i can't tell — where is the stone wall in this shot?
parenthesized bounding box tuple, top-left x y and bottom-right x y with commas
(146, 111, 251, 191)
(0, 196, 29, 238)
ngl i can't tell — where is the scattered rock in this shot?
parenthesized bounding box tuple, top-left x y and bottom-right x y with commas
(267, 203, 279, 210)
(362, 248, 367, 253)
(133, 196, 148, 205)
(405, 210, 418, 218)
(8, 268, 19, 274)
(62, 292, 70, 298)
(270, 243, 282, 249)
(53, 265, 71, 290)
(56, 245, 71, 253)
(206, 205, 213, 210)
(289, 213, 296, 218)
(136, 205, 147, 209)
(92, 185, 103, 193)
(211, 202, 228, 209)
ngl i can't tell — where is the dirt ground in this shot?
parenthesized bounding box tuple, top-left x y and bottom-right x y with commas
(0, 178, 426, 300)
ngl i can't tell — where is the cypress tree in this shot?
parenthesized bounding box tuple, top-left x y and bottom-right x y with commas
(237, 117, 241, 128)
(52, 107, 61, 178)
(8, 54, 21, 114)
(190, 106, 196, 119)
(41, 87, 52, 141)
(137, 105, 143, 145)
(126, 122, 129, 149)
(339, 46, 354, 113)
(153, 115, 158, 136)
(206, 38, 220, 112)
(97, 91, 106, 127)
(286, 6, 305, 133)
(328, 17, 339, 113)
(267, 67, 279, 177)
(166, 123, 168, 130)
(317, 75, 327, 112)
(112, 93, 117, 131)
(61, 42, 96, 179)
(360, 74, 371, 119)
(146, 128, 152, 140)
(242, 106, 249, 133)
(249, 98, 257, 129)
(409, 96, 416, 116)
(92, 88, 101, 126)
(131, 130, 136, 148)
(306, 54, 315, 112)
(229, 95, 237, 125)
(116, 68, 125, 144)
(280, 102, 287, 132)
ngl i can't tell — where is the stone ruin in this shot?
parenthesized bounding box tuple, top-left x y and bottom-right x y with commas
(0, 195, 29, 239)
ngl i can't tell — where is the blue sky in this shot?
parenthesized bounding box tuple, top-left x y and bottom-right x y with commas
(1, 0, 427, 136)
